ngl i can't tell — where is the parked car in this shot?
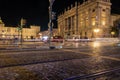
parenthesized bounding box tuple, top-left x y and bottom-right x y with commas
(66, 36, 93, 42)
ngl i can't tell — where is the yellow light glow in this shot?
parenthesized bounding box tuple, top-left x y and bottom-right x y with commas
(93, 42, 100, 48)
(92, 22, 95, 26)
(94, 28, 100, 33)
(102, 21, 105, 25)
(111, 32, 115, 35)
(2, 35, 5, 38)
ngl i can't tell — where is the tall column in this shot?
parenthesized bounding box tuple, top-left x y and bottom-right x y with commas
(78, 14, 80, 35)
(66, 18, 68, 34)
(88, 8, 93, 38)
(96, 3, 100, 28)
(73, 15, 75, 35)
(98, 7, 102, 27)
(71, 16, 73, 35)
(88, 9, 91, 28)
(106, 8, 111, 27)
(75, 1, 78, 35)
(106, 8, 111, 37)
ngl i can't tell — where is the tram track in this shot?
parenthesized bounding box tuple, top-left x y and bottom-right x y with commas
(0, 48, 60, 54)
(65, 67, 120, 80)
(0, 46, 120, 80)
(62, 48, 120, 61)
(0, 57, 90, 69)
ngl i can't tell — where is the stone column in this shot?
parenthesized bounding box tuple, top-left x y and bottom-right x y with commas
(71, 16, 75, 35)
(106, 8, 111, 37)
(107, 8, 111, 27)
(88, 9, 91, 28)
(70, 16, 72, 32)
(98, 7, 102, 27)
(88, 8, 92, 38)
(66, 18, 69, 34)
(75, 1, 78, 35)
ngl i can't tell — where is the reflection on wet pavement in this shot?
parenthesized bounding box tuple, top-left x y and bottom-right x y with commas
(0, 41, 120, 80)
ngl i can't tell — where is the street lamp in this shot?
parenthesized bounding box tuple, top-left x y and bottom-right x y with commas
(94, 28, 100, 38)
(48, 0, 55, 49)
(20, 18, 26, 47)
(111, 31, 115, 37)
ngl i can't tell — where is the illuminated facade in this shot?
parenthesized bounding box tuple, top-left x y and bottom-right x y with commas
(0, 18, 40, 39)
(110, 14, 120, 27)
(39, 28, 58, 37)
(57, 0, 112, 38)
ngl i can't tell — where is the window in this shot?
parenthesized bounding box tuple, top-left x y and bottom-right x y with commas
(92, 9, 95, 12)
(102, 9, 105, 12)
(7, 28, 11, 32)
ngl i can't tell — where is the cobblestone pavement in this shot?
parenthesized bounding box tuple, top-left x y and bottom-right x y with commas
(0, 41, 120, 80)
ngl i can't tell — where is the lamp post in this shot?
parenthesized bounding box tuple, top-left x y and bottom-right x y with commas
(48, 0, 55, 49)
(20, 18, 26, 47)
(17, 25, 21, 45)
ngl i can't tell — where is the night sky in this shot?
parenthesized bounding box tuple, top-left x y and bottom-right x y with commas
(0, 0, 120, 31)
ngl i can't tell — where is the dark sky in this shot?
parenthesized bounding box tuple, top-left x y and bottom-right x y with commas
(0, 0, 120, 31)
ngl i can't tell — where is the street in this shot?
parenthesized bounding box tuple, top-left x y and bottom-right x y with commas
(0, 41, 120, 80)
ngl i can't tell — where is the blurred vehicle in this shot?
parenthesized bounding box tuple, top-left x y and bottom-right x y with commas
(42, 36, 49, 42)
(51, 36, 63, 42)
(66, 36, 93, 42)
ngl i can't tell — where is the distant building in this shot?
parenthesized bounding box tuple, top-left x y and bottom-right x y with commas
(110, 14, 120, 27)
(57, 0, 120, 38)
(0, 18, 40, 39)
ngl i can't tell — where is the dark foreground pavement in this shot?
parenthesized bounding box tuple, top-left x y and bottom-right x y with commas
(0, 41, 120, 80)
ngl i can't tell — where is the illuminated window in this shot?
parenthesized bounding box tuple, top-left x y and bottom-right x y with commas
(101, 18, 106, 26)
(92, 21, 96, 26)
(102, 21, 106, 25)
(92, 18, 96, 26)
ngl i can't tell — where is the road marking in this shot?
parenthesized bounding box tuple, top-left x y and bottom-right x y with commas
(62, 49, 120, 61)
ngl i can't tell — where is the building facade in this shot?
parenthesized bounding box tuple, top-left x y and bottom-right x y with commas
(39, 28, 58, 38)
(110, 14, 120, 27)
(0, 18, 40, 39)
(57, 0, 112, 38)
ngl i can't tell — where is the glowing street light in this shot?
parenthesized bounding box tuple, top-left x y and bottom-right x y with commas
(94, 28, 100, 38)
(111, 31, 115, 37)
(94, 28, 100, 33)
